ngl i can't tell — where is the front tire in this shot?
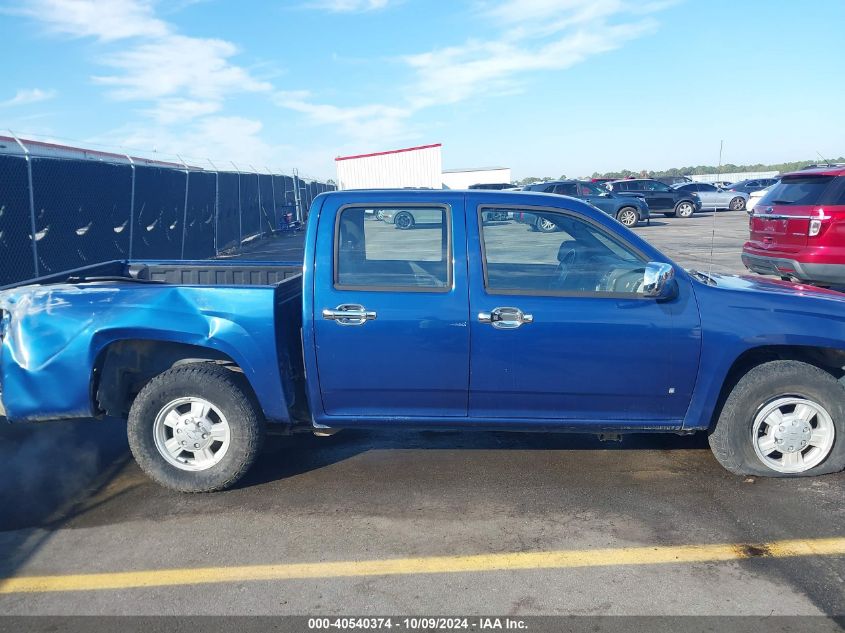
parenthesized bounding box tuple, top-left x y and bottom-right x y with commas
(128, 363, 264, 492)
(536, 217, 558, 233)
(708, 360, 845, 477)
(616, 207, 639, 228)
(729, 196, 746, 211)
(674, 201, 695, 218)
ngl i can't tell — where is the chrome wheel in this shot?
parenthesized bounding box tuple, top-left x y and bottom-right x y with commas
(676, 202, 694, 218)
(376, 209, 385, 221)
(617, 208, 638, 227)
(537, 217, 557, 232)
(153, 397, 231, 472)
(752, 397, 835, 473)
(729, 197, 745, 211)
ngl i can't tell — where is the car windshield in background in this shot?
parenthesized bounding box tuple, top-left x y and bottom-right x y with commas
(579, 182, 605, 195)
(761, 176, 834, 205)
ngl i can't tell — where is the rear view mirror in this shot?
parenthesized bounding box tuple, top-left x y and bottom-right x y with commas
(643, 262, 677, 300)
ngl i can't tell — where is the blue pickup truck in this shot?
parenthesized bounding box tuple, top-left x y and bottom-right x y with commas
(2, 190, 845, 491)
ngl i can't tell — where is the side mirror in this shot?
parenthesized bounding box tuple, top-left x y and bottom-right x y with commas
(642, 262, 677, 300)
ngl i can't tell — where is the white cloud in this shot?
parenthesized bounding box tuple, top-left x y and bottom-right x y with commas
(16, 0, 271, 131)
(141, 98, 222, 125)
(14, 0, 169, 41)
(405, 0, 659, 108)
(108, 115, 283, 168)
(274, 91, 415, 144)
(0, 88, 57, 107)
(307, 0, 393, 12)
(93, 35, 271, 102)
(276, 0, 666, 144)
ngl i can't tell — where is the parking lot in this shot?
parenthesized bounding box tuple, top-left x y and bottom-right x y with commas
(1, 208, 843, 618)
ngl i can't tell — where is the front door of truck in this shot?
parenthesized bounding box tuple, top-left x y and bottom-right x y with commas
(313, 196, 469, 420)
(466, 197, 701, 425)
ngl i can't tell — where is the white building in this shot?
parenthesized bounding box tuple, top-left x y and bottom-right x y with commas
(335, 143, 443, 190)
(690, 171, 780, 184)
(441, 167, 512, 189)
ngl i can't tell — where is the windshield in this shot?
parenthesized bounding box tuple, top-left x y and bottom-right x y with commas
(578, 181, 606, 195)
(760, 176, 834, 205)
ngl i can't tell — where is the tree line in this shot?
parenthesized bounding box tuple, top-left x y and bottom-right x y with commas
(511, 157, 844, 185)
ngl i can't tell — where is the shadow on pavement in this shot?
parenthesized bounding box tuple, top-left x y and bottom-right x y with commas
(244, 429, 711, 488)
(0, 418, 131, 576)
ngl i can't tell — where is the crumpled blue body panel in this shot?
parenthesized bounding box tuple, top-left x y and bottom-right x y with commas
(0, 283, 287, 422)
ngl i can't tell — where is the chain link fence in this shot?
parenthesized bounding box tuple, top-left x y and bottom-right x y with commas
(0, 145, 335, 287)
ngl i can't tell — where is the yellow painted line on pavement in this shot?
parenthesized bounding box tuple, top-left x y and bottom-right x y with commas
(1, 537, 843, 594)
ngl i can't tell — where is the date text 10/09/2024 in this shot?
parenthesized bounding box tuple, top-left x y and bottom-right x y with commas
(307, 617, 528, 630)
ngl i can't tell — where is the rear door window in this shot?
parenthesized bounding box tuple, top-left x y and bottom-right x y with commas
(335, 206, 451, 290)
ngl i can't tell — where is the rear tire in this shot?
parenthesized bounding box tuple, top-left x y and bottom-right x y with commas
(394, 211, 414, 230)
(128, 363, 264, 492)
(708, 360, 845, 477)
(674, 201, 695, 218)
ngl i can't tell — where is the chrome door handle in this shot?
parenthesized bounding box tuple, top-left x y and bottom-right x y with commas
(322, 304, 377, 326)
(478, 307, 533, 329)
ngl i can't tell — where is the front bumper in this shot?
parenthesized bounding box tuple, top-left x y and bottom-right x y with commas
(742, 252, 845, 285)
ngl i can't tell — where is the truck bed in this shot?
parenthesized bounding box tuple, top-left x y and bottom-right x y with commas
(0, 259, 303, 289)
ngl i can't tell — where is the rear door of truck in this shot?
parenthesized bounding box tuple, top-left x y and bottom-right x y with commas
(312, 194, 469, 419)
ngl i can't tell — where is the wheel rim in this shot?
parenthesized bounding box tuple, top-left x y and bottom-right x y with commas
(376, 210, 385, 220)
(678, 203, 693, 217)
(752, 397, 835, 473)
(539, 218, 556, 231)
(153, 397, 231, 472)
(730, 197, 744, 210)
(396, 213, 412, 229)
(618, 209, 637, 227)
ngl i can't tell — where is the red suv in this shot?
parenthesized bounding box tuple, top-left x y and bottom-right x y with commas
(742, 166, 845, 285)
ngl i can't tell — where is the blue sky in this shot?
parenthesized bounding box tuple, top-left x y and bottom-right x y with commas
(1, 0, 843, 180)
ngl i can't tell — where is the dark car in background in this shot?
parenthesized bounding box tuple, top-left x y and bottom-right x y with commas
(606, 179, 702, 218)
(742, 166, 845, 285)
(655, 175, 693, 186)
(522, 179, 649, 228)
(727, 178, 779, 194)
(468, 183, 518, 190)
